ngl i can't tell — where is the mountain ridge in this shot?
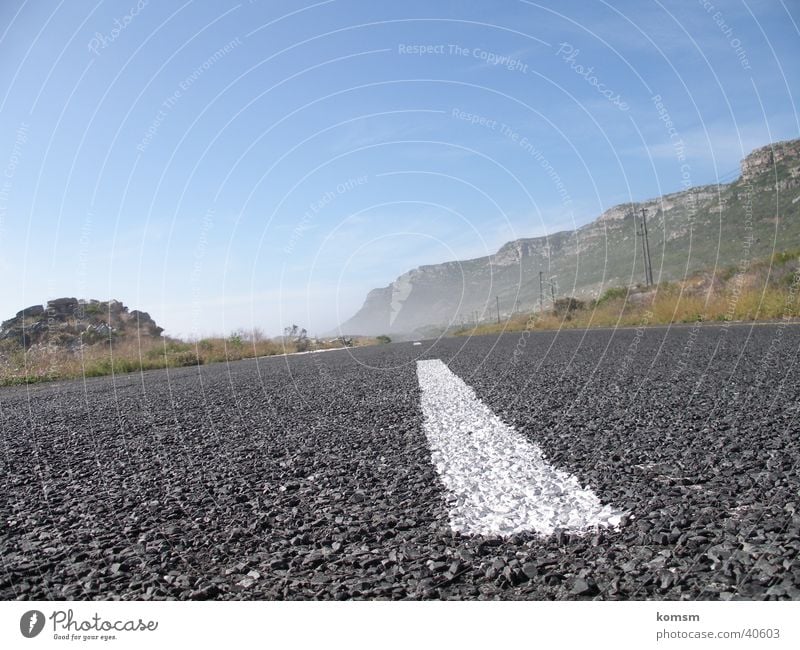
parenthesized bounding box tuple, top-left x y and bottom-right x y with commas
(338, 138, 800, 336)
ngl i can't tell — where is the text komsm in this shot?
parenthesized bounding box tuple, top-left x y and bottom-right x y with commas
(51, 610, 158, 632)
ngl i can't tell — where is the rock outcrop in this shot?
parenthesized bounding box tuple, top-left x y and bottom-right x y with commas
(741, 139, 800, 182)
(0, 298, 163, 351)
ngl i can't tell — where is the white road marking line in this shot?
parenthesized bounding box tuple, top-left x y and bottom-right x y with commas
(416, 359, 626, 537)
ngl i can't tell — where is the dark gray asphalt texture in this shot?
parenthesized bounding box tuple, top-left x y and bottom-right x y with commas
(2, 324, 799, 600)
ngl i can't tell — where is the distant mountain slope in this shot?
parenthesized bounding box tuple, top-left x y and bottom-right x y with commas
(339, 139, 800, 335)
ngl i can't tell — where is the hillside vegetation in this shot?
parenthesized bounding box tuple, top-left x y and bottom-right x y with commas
(454, 249, 800, 336)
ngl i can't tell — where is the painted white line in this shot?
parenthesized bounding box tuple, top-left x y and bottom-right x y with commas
(259, 346, 350, 360)
(416, 359, 626, 537)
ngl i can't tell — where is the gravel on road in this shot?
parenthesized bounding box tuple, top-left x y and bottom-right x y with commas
(1, 324, 798, 600)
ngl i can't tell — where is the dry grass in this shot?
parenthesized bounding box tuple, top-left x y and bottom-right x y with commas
(0, 335, 341, 386)
(456, 251, 800, 337)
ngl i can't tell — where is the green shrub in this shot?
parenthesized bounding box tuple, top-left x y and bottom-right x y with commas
(83, 359, 113, 377)
(553, 297, 585, 313)
(163, 339, 191, 353)
(144, 347, 164, 360)
(595, 287, 628, 305)
(770, 249, 800, 267)
(168, 351, 201, 367)
(83, 302, 104, 315)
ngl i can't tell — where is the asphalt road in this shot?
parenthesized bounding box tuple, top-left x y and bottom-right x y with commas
(1, 324, 799, 600)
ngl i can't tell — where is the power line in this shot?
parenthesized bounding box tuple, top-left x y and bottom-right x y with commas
(715, 167, 741, 183)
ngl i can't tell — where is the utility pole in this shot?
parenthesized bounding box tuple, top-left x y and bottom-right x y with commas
(641, 206, 653, 287)
(496, 295, 500, 324)
(550, 279, 556, 306)
(539, 271, 544, 313)
(636, 207, 652, 286)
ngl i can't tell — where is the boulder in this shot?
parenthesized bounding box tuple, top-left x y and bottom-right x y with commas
(15, 305, 45, 319)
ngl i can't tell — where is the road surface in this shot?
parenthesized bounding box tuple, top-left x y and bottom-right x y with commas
(1, 324, 798, 600)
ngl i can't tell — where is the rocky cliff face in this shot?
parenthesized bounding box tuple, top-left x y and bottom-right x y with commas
(741, 139, 800, 182)
(339, 138, 800, 336)
(0, 298, 163, 351)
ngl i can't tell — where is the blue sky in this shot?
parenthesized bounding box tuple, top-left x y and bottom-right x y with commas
(0, 0, 797, 337)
